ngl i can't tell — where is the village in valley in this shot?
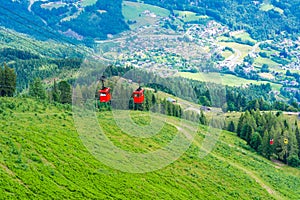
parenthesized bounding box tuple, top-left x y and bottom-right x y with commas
(95, 1, 299, 101)
(35, 1, 299, 101)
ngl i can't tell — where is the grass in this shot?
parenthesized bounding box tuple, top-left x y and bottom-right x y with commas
(273, 68, 300, 74)
(122, 1, 170, 29)
(254, 56, 280, 68)
(260, 4, 274, 11)
(177, 72, 282, 91)
(173, 10, 208, 22)
(218, 42, 252, 62)
(0, 98, 299, 199)
(81, 0, 97, 7)
(221, 50, 233, 59)
(259, 72, 275, 80)
(233, 32, 256, 43)
(254, 56, 299, 75)
(41, 2, 67, 10)
(41, 0, 97, 8)
(217, 36, 230, 41)
(260, 3, 284, 14)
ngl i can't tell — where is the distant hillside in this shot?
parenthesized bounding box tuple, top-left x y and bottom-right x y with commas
(0, 28, 85, 90)
(0, 0, 128, 43)
(0, 1, 52, 41)
(1, 0, 299, 43)
(138, 0, 300, 40)
(0, 98, 299, 199)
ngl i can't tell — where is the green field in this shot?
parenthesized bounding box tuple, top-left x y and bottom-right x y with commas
(233, 32, 257, 43)
(254, 56, 280, 68)
(177, 72, 282, 91)
(122, 1, 170, 29)
(81, 0, 97, 7)
(260, 3, 284, 14)
(41, 2, 67, 10)
(221, 50, 233, 59)
(259, 72, 275, 80)
(0, 98, 299, 199)
(218, 42, 252, 62)
(173, 10, 208, 22)
(217, 36, 230, 41)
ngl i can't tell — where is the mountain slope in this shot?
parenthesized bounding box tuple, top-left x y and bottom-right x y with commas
(0, 28, 86, 91)
(138, 0, 300, 40)
(0, 0, 128, 42)
(0, 98, 299, 199)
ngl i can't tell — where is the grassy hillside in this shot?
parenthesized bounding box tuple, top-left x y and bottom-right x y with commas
(0, 98, 299, 199)
(177, 72, 282, 91)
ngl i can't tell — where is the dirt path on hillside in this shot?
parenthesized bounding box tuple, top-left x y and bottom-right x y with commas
(167, 119, 284, 200)
(192, 135, 283, 199)
(212, 153, 283, 199)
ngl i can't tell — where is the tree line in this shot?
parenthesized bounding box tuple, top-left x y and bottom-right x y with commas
(0, 64, 16, 97)
(0, 47, 83, 92)
(228, 109, 300, 167)
(85, 65, 299, 112)
(2, 62, 298, 113)
(29, 78, 72, 105)
(73, 78, 193, 120)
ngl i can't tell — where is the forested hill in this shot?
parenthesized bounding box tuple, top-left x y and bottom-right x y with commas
(138, 0, 300, 40)
(0, 0, 128, 43)
(1, 0, 299, 42)
(0, 28, 86, 91)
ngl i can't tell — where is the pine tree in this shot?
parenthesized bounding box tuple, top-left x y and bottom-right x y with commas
(296, 126, 300, 159)
(237, 113, 245, 136)
(151, 93, 156, 105)
(254, 99, 260, 110)
(128, 97, 134, 110)
(287, 129, 299, 161)
(275, 130, 289, 163)
(52, 79, 60, 102)
(245, 110, 257, 130)
(144, 90, 152, 111)
(166, 101, 172, 116)
(175, 105, 182, 118)
(4, 64, 16, 97)
(0, 64, 16, 97)
(287, 155, 300, 167)
(29, 78, 46, 99)
(199, 110, 207, 125)
(58, 81, 72, 104)
(241, 123, 253, 144)
(0, 65, 4, 96)
(250, 132, 262, 151)
(227, 121, 235, 132)
(73, 85, 83, 106)
(261, 130, 273, 159)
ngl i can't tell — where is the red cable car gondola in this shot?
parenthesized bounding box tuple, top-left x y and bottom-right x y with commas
(132, 86, 144, 104)
(99, 76, 111, 103)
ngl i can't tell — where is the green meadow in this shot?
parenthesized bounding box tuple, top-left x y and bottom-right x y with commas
(177, 72, 282, 91)
(122, 1, 170, 29)
(0, 98, 299, 199)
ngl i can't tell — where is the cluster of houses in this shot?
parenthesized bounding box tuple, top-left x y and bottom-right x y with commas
(281, 80, 299, 87)
(105, 14, 229, 73)
(100, 6, 299, 101)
